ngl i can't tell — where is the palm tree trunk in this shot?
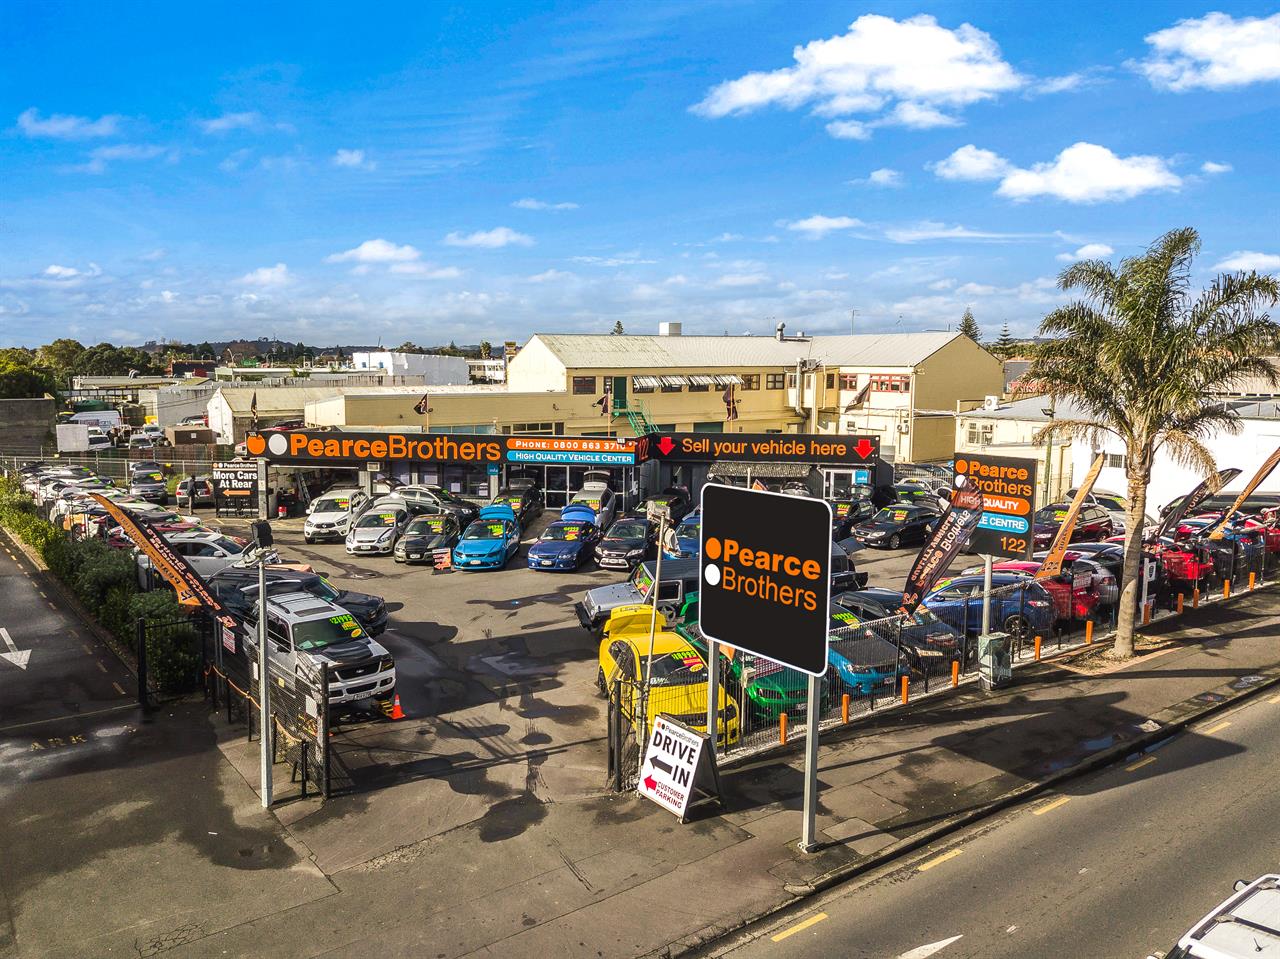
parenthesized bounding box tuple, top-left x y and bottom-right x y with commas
(1115, 466, 1151, 658)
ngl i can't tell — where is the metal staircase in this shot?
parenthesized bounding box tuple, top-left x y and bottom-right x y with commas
(614, 400, 657, 437)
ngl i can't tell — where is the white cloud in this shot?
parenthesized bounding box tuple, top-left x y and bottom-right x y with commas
(443, 227, 533, 248)
(856, 168, 903, 187)
(1201, 160, 1233, 175)
(527, 269, 575, 283)
(571, 254, 657, 266)
(388, 262, 461, 278)
(933, 142, 1181, 202)
(825, 271, 850, 280)
(956, 282, 997, 295)
(240, 263, 291, 286)
(72, 143, 175, 174)
(785, 215, 865, 238)
(17, 107, 120, 139)
(691, 14, 1022, 140)
(927, 278, 956, 290)
(326, 239, 422, 264)
(512, 198, 579, 211)
(715, 273, 769, 287)
(219, 148, 253, 172)
(996, 142, 1180, 202)
(139, 248, 167, 262)
(43, 264, 82, 279)
(664, 274, 689, 285)
(1135, 12, 1280, 91)
(333, 149, 375, 170)
(199, 112, 262, 134)
(1056, 242, 1114, 263)
(884, 221, 1030, 243)
(929, 144, 1012, 181)
(1212, 251, 1280, 273)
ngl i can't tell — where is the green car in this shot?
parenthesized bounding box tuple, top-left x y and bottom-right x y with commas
(674, 613, 811, 721)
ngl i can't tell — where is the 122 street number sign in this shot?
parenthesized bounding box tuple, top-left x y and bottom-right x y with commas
(954, 453, 1037, 559)
(698, 484, 832, 676)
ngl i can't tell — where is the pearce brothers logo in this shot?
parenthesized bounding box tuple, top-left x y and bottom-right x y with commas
(702, 535, 823, 612)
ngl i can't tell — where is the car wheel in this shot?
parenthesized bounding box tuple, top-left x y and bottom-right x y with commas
(888, 534, 901, 549)
(1003, 614, 1030, 639)
(304, 535, 314, 544)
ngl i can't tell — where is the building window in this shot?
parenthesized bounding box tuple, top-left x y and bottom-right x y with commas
(1105, 452, 1126, 469)
(766, 373, 786, 390)
(840, 374, 860, 390)
(688, 383, 709, 392)
(786, 372, 797, 389)
(826, 373, 836, 390)
(741, 374, 760, 391)
(870, 374, 911, 392)
(504, 422, 563, 435)
(572, 376, 596, 395)
(966, 422, 993, 446)
(634, 382, 655, 394)
(660, 383, 682, 393)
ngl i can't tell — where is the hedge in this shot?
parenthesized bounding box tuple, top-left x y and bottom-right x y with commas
(0, 473, 200, 691)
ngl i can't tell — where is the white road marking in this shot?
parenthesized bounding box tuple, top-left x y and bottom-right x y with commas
(0, 627, 31, 670)
(896, 935, 964, 958)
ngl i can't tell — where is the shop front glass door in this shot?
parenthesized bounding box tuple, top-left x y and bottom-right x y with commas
(544, 467, 569, 509)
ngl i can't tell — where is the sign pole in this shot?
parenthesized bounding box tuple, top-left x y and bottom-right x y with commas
(257, 551, 272, 808)
(800, 672, 820, 853)
(706, 639, 718, 758)
(642, 509, 667, 779)
(981, 553, 993, 636)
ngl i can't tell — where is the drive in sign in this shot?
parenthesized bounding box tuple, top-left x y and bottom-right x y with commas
(698, 484, 832, 676)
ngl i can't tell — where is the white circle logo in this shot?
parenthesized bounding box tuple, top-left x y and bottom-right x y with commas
(267, 433, 289, 455)
(703, 563, 721, 587)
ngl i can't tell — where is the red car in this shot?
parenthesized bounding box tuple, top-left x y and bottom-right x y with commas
(961, 558, 1117, 623)
(1032, 503, 1115, 551)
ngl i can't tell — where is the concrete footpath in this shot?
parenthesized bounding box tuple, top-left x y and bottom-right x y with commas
(5, 590, 1280, 959)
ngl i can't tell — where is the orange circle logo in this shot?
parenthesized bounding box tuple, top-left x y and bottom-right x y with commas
(246, 435, 267, 456)
(954, 459, 968, 473)
(704, 537, 721, 560)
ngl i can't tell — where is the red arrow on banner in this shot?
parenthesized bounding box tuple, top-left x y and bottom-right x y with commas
(657, 436, 675, 455)
(643, 775, 658, 792)
(855, 438, 874, 459)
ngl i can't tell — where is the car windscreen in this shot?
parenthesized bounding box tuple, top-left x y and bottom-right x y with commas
(607, 521, 647, 540)
(631, 565, 654, 596)
(407, 516, 449, 535)
(572, 495, 603, 509)
(292, 613, 365, 650)
(1034, 505, 1070, 524)
(675, 517, 700, 538)
(875, 506, 914, 524)
(911, 607, 944, 627)
(313, 496, 351, 513)
(356, 512, 398, 529)
(210, 536, 245, 554)
(646, 648, 705, 686)
(542, 523, 587, 541)
(463, 520, 505, 540)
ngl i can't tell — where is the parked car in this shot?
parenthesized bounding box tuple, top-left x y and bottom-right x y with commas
(304, 489, 363, 543)
(394, 513, 462, 564)
(1149, 873, 1280, 959)
(240, 591, 397, 709)
(393, 484, 478, 523)
(596, 515, 656, 571)
(127, 434, 157, 452)
(576, 557, 700, 632)
(961, 558, 1118, 623)
(1032, 502, 1114, 550)
(567, 482, 617, 530)
(527, 505, 601, 571)
(491, 485, 544, 528)
(85, 427, 112, 451)
(175, 476, 215, 507)
(637, 487, 693, 523)
(852, 504, 941, 549)
(920, 572, 1057, 639)
(128, 469, 169, 505)
(830, 497, 876, 539)
(663, 509, 702, 560)
(827, 633, 908, 697)
(208, 567, 388, 636)
(136, 530, 269, 583)
(345, 506, 411, 556)
(831, 587, 967, 665)
(452, 504, 522, 570)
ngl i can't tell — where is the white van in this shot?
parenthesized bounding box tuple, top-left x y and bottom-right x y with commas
(70, 410, 122, 429)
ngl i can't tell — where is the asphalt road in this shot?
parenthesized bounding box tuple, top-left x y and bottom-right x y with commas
(712, 687, 1280, 959)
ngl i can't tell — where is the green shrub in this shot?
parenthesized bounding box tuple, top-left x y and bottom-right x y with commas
(129, 591, 201, 691)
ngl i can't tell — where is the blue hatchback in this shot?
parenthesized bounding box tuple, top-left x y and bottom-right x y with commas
(663, 510, 701, 561)
(452, 504, 522, 570)
(920, 572, 1056, 639)
(527, 505, 601, 571)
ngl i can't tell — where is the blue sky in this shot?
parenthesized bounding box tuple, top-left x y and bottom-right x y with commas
(1, 1, 1278, 348)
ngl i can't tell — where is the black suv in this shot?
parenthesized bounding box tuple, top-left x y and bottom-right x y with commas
(208, 567, 388, 636)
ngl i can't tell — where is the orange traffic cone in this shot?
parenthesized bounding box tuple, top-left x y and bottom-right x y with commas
(389, 694, 405, 721)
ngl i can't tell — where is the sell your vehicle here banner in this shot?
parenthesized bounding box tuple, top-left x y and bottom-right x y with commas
(87, 493, 237, 630)
(1036, 453, 1104, 580)
(1159, 467, 1242, 538)
(901, 478, 984, 614)
(1207, 445, 1280, 540)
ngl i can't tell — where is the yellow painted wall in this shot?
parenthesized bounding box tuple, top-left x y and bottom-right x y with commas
(911, 338, 1004, 412)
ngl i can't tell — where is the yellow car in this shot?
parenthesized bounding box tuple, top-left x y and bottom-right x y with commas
(597, 605, 739, 747)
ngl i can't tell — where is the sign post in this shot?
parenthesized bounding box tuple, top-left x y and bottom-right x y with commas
(698, 485, 832, 850)
(641, 503, 671, 782)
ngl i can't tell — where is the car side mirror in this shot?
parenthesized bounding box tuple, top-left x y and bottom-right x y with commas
(1234, 879, 1250, 892)
(273, 642, 290, 654)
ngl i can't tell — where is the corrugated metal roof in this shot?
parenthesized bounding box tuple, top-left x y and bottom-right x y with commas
(217, 387, 344, 414)
(528, 332, 963, 370)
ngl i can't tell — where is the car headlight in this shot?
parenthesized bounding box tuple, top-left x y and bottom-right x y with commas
(626, 549, 644, 558)
(378, 657, 394, 672)
(378, 530, 393, 541)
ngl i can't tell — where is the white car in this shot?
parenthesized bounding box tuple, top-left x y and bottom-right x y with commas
(136, 530, 273, 582)
(304, 489, 364, 544)
(567, 482, 617, 530)
(1149, 874, 1280, 958)
(86, 427, 113, 451)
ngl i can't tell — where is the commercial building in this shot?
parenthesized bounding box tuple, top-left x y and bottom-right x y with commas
(954, 395, 1084, 504)
(350, 350, 469, 384)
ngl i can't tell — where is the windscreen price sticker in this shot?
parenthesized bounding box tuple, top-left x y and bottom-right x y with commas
(954, 454, 1037, 559)
(699, 484, 832, 676)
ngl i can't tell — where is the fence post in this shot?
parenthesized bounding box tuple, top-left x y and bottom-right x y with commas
(135, 618, 149, 711)
(611, 679, 623, 793)
(961, 600, 970, 674)
(951, 660, 959, 687)
(320, 662, 331, 800)
(841, 693, 850, 723)
(300, 743, 309, 799)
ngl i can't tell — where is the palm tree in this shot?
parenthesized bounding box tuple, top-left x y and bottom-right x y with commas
(1027, 228, 1280, 657)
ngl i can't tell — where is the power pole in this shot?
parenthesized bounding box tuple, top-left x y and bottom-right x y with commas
(849, 309, 857, 335)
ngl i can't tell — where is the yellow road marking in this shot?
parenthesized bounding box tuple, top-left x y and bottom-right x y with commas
(918, 849, 962, 871)
(1126, 755, 1157, 772)
(771, 913, 828, 942)
(1202, 720, 1232, 735)
(112, 682, 126, 696)
(1268, 693, 1280, 704)
(1034, 796, 1072, 816)
(96, 661, 107, 673)
(82, 643, 93, 655)
(46, 602, 56, 610)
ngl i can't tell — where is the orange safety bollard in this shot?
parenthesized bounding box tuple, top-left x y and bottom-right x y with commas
(1193, 586, 1200, 608)
(841, 693, 850, 724)
(951, 660, 960, 687)
(779, 711, 788, 745)
(1142, 602, 1151, 625)
(1177, 592, 1184, 614)
(1250, 572, 1257, 590)
(1085, 620, 1094, 644)
(1224, 579, 1231, 600)
(1034, 635, 1042, 661)
(900, 675, 909, 705)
